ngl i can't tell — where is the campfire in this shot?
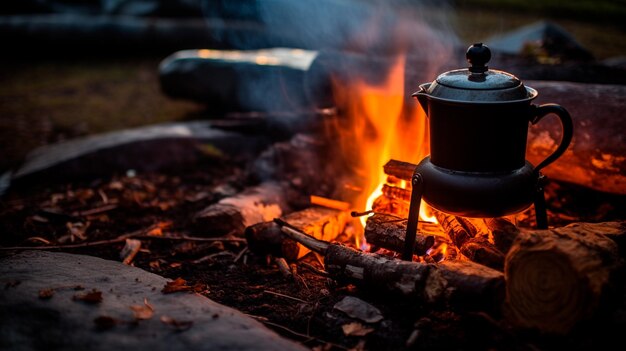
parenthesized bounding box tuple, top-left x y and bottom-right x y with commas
(2, 4, 626, 349)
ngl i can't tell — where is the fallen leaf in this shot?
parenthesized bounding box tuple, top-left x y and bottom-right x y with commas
(94, 316, 120, 330)
(73, 289, 103, 304)
(342, 322, 374, 337)
(161, 278, 205, 294)
(160, 315, 193, 331)
(130, 298, 154, 320)
(162, 277, 191, 293)
(39, 288, 55, 299)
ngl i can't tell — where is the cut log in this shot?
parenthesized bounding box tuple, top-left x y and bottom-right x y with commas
(504, 222, 623, 334)
(245, 206, 348, 261)
(525, 81, 626, 195)
(364, 214, 434, 256)
(277, 221, 505, 312)
(193, 182, 290, 236)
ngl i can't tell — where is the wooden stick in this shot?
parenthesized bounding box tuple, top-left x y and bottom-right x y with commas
(383, 159, 417, 182)
(310, 195, 350, 211)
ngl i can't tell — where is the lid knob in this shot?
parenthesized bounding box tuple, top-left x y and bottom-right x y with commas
(466, 43, 491, 73)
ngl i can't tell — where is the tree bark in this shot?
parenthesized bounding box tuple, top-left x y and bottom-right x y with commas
(324, 244, 504, 312)
(504, 221, 623, 334)
(364, 213, 434, 256)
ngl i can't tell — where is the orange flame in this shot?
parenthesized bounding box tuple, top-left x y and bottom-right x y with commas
(332, 54, 433, 244)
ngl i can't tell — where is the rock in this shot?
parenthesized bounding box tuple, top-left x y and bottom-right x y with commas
(484, 21, 593, 61)
(333, 296, 384, 324)
(0, 250, 307, 351)
(159, 48, 326, 112)
(10, 121, 269, 188)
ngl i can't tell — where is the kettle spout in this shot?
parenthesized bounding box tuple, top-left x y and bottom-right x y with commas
(412, 83, 431, 113)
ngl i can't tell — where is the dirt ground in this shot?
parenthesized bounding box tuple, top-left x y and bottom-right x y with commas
(1, 164, 626, 350)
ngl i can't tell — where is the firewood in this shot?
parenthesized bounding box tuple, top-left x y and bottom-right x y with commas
(459, 237, 505, 271)
(504, 222, 623, 334)
(381, 184, 411, 202)
(276, 220, 505, 312)
(433, 210, 476, 248)
(525, 81, 626, 195)
(193, 182, 290, 236)
(433, 210, 505, 270)
(364, 213, 434, 256)
(245, 206, 349, 260)
(383, 160, 417, 183)
(484, 217, 521, 254)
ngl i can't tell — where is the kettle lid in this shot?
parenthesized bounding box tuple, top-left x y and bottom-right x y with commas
(424, 43, 534, 102)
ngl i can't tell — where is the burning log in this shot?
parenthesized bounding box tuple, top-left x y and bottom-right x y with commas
(381, 184, 411, 202)
(276, 219, 505, 313)
(434, 210, 505, 270)
(484, 217, 521, 254)
(245, 206, 349, 261)
(193, 182, 290, 236)
(433, 210, 476, 248)
(364, 214, 434, 256)
(504, 222, 624, 334)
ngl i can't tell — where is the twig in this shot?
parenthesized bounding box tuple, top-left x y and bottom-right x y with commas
(233, 247, 248, 263)
(192, 251, 235, 264)
(274, 257, 293, 278)
(263, 290, 308, 304)
(310, 195, 350, 211)
(74, 204, 118, 217)
(299, 262, 330, 277)
(134, 235, 247, 242)
(274, 218, 329, 254)
(0, 226, 154, 251)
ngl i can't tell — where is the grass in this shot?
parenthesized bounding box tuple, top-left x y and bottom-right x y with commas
(0, 57, 203, 172)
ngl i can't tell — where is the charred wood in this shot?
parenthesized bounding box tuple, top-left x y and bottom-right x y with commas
(381, 184, 412, 203)
(459, 237, 505, 271)
(193, 182, 290, 236)
(364, 214, 434, 256)
(505, 221, 624, 334)
(433, 210, 476, 248)
(277, 221, 504, 312)
(484, 217, 521, 254)
(245, 206, 348, 261)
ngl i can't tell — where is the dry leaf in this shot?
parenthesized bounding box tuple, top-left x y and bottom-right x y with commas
(130, 298, 154, 320)
(160, 315, 193, 331)
(161, 278, 205, 294)
(162, 277, 191, 294)
(342, 322, 374, 336)
(73, 289, 103, 304)
(39, 288, 55, 299)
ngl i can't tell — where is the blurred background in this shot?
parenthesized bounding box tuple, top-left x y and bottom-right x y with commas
(1, 0, 625, 174)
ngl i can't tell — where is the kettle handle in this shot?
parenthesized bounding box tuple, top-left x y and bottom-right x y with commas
(530, 103, 574, 174)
